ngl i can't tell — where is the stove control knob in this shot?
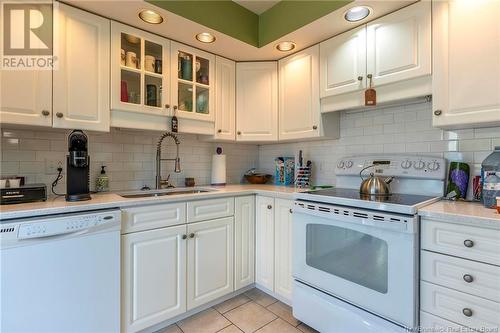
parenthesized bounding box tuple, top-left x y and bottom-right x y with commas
(428, 161, 440, 171)
(414, 160, 425, 170)
(337, 160, 345, 169)
(401, 160, 412, 169)
(346, 160, 353, 168)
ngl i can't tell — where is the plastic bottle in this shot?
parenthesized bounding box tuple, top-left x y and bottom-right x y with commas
(481, 146, 500, 208)
(95, 166, 109, 192)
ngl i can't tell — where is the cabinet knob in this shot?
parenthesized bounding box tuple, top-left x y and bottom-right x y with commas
(312, 125, 318, 130)
(165, 104, 170, 109)
(463, 274, 474, 283)
(237, 131, 241, 135)
(357, 76, 363, 81)
(464, 239, 474, 248)
(289, 208, 293, 214)
(173, 105, 178, 110)
(182, 234, 187, 240)
(267, 205, 272, 209)
(462, 308, 473, 317)
(367, 74, 373, 79)
(217, 129, 222, 133)
(434, 110, 442, 116)
(56, 112, 63, 118)
(41, 110, 50, 116)
(189, 233, 195, 238)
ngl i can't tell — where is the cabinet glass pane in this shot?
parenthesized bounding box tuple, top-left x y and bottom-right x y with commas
(196, 57, 209, 85)
(306, 224, 388, 293)
(178, 52, 193, 81)
(195, 86, 209, 114)
(144, 40, 162, 74)
(121, 33, 141, 70)
(145, 75, 162, 108)
(178, 82, 193, 112)
(121, 70, 140, 104)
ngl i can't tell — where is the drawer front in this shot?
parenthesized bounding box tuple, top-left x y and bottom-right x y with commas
(421, 251, 500, 302)
(420, 311, 467, 332)
(421, 219, 500, 266)
(121, 202, 186, 233)
(187, 197, 234, 223)
(420, 281, 500, 330)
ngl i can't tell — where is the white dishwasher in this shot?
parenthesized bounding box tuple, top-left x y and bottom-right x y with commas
(0, 209, 121, 333)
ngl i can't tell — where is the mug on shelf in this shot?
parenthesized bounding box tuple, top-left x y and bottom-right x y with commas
(145, 55, 155, 73)
(120, 49, 126, 66)
(155, 59, 162, 74)
(125, 51, 137, 68)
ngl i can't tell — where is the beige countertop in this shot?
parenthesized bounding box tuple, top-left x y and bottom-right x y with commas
(0, 184, 305, 220)
(418, 200, 500, 229)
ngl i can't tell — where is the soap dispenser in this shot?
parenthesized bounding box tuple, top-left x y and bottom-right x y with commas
(96, 165, 109, 192)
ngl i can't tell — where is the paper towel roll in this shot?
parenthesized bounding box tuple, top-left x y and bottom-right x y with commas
(211, 154, 226, 185)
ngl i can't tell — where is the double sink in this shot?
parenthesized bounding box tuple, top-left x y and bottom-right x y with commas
(119, 187, 216, 199)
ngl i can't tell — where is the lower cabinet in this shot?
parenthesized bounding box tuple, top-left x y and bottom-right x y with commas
(234, 196, 255, 289)
(255, 196, 275, 291)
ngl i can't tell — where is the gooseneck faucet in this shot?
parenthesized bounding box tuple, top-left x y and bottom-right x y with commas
(156, 132, 181, 189)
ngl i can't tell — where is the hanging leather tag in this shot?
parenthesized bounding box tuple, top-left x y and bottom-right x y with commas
(365, 74, 376, 106)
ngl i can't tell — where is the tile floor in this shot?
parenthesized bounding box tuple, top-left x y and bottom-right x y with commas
(156, 288, 319, 333)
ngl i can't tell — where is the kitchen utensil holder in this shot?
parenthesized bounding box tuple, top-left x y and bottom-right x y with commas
(295, 166, 311, 188)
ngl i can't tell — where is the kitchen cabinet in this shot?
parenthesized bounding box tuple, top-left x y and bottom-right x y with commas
(53, 3, 110, 131)
(214, 56, 236, 141)
(187, 217, 234, 310)
(320, 1, 431, 112)
(122, 225, 187, 333)
(255, 196, 275, 291)
(274, 198, 294, 302)
(236, 62, 278, 142)
(234, 196, 255, 290)
(432, 0, 500, 129)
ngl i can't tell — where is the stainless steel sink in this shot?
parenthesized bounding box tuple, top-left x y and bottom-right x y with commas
(119, 188, 215, 199)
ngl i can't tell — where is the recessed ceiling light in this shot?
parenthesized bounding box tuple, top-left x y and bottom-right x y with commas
(344, 6, 371, 22)
(139, 10, 163, 24)
(276, 41, 296, 52)
(196, 32, 216, 43)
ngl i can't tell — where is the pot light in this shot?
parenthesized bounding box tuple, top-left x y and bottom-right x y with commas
(196, 32, 216, 43)
(276, 41, 296, 52)
(139, 10, 163, 24)
(344, 6, 371, 22)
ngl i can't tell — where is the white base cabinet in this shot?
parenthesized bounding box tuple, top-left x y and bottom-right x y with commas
(255, 196, 275, 291)
(274, 198, 294, 302)
(234, 196, 255, 289)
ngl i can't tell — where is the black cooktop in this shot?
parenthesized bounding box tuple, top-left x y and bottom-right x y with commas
(305, 188, 438, 206)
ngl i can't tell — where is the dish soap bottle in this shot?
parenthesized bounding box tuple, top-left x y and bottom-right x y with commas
(96, 165, 109, 192)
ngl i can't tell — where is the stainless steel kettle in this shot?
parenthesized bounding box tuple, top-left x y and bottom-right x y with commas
(359, 165, 394, 196)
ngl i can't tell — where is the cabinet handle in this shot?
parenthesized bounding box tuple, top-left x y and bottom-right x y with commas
(56, 112, 63, 118)
(217, 129, 222, 133)
(434, 110, 442, 116)
(41, 110, 50, 116)
(165, 104, 170, 109)
(237, 131, 241, 135)
(312, 125, 318, 130)
(289, 208, 293, 214)
(462, 308, 473, 317)
(367, 74, 373, 79)
(267, 205, 272, 209)
(463, 274, 474, 283)
(173, 105, 178, 110)
(182, 234, 187, 240)
(189, 233, 195, 238)
(464, 239, 474, 248)
(357, 76, 363, 81)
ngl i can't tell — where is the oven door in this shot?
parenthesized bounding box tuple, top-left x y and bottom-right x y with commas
(292, 202, 418, 328)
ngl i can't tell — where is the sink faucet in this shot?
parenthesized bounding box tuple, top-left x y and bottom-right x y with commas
(156, 132, 181, 189)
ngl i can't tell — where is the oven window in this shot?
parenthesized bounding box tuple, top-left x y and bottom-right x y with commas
(306, 224, 388, 293)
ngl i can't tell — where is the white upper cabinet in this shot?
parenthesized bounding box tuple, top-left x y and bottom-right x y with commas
(366, 0, 431, 87)
(236, 62, 278, 142)
(53, 4, 110, 131)
(432, 0, 500, 129)
(320, 25, 366, 98)
(279, 45, 321, 141)
(214, 56, 236, 141)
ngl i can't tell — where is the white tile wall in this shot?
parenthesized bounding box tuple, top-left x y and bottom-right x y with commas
(1, 128, 259, 193)
(258, 101, 500, 186)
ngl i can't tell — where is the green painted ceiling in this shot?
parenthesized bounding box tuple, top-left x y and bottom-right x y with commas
(146, 0, 353, 47)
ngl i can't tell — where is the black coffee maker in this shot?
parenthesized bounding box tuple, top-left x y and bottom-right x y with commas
(66, 130, 91, 202)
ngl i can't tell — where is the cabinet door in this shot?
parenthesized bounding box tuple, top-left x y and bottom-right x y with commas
(53, 4, 110, 131)
(279, 45, 320, 141)
(171, 42, 215, 122)
(234, 196, 255, 290)
(122, 225, 187, 333)
(236, 62, 278, 142)
(320, 25, 366, 98)
(366, 1, 431, 87)
(255, 196, 275, 291)
(214, 56, 236, 140)
(274, 199, 294, 302)
(432, 0, 500, 129)
(187, 217, 234, 310)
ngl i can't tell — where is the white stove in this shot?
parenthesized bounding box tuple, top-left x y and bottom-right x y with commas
(292, 155, 446, 333)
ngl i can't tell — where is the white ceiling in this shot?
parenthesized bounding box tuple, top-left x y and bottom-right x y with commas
(64, 0, 416, 61)
(232, 0, 281, 14)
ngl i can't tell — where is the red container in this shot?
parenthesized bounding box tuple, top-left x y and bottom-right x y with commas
(121, 80, 128, 102)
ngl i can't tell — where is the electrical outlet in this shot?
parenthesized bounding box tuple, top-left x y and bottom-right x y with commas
(45, 159, 64, 175)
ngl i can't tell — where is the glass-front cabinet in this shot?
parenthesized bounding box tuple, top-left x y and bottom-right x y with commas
(171, 42, 215, 122)
(111, 22, 170, 116)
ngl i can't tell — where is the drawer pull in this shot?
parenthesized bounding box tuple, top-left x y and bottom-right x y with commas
(182, 234, 187, 240)
(267, 205, 272, 210)
(463, 274, 474, 283)
(462, 308, 473, 317)
(463, 239, 474, 248)
(189, 233, 195, 238)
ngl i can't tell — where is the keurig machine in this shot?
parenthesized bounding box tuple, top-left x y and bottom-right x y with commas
(66, 130, 91, 202)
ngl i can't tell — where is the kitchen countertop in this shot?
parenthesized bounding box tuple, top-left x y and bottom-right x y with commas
(418, 200, 500, 229)
(0, 184, 305, 220)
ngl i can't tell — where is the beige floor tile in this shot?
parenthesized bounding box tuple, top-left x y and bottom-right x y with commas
(266, 301, 300, 326)
(297, 323, 320, 333)
(155, 324, 182, 333)
(218, 325, 244, 333)
(214, 294, 251, 314)
(178, 308, 231, 333)
(224, 301, 277, 333)
(244, 288, 278, 307)
(255, 318, 302, 333)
